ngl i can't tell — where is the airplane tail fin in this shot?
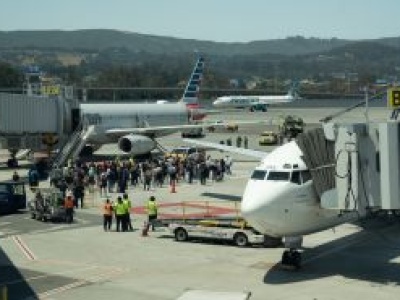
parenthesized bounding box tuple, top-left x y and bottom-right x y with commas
(180, 55, 205, 107)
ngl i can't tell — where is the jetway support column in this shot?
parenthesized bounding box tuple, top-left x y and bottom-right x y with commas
(379, 122, 400, 210)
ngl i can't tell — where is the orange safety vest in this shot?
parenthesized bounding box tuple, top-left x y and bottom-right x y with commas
(103, 203, 113, 216)
(64, 198, 74, 209)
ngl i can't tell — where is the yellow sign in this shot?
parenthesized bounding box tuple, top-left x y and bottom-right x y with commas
(388, 88, 400, 108)
(41, 85, 60, 96)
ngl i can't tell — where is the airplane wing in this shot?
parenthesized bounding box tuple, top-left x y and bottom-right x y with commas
(105, 120, 270, 138)
(105, 124, 205, 136)
(182, 138, 268, 159)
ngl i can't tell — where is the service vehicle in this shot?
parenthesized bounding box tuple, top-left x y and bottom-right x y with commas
(0, 181, 27, 214)
(259, 131, 279, 146)
(28, 188, 67, 222)
(164, 146, 203, 160)
(279, 115, 305, 140)
(181, 127, 204, 138)
(206, 121, 238, 133)
(165, 218, 267, 247)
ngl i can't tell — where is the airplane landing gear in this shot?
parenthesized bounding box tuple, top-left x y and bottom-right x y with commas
(281, 248, 302, 269)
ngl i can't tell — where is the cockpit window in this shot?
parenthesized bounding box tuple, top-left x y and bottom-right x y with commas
(301, 170, 312, 183)
(291, 171, 301, 185)
(267, 171, 290, 181)
(251, 170, 267, 180)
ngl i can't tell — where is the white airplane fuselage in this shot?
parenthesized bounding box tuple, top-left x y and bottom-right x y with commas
(80, 102, 189, 144)
(241, 141, 358, 238)
(213, 94, 295, 109)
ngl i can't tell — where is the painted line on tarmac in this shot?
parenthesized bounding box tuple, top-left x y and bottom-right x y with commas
(12, 235, 37, 261)
(0, 221, 11, 227)
(2, 265, 98, 286)
(38, 267, 125, 298)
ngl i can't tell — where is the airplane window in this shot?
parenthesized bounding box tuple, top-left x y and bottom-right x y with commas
(291, 171, 301, 185)
(267, 171, 290, 181)
(301, 170, 312, 183)
(251, 170, 267, 180)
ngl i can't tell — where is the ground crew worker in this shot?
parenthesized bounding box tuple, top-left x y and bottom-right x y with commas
(123, 193, 133, 231)
(114, 196, 126, 232)
(103, 198, 113, 231)
(236, 135, 243, 148)
(244, 136, 249, 149)
(64, 193, 75, 224)
(146, 196, 158, 231)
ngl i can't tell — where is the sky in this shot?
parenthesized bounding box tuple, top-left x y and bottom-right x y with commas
(0, 0, 399, 43)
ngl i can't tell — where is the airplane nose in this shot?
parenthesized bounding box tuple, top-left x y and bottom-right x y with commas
(241, 185, 272, 234)
(240, 181, 287, 237)
(213, 98, 225, 107)
(213, 99, 222, 107)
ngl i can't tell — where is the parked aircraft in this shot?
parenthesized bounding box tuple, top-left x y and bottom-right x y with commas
(182, 138, 358, 268)
(213, 84, 300, 112)
(77, 56, 207, 156)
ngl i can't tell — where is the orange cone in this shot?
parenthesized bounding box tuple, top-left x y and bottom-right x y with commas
(170, 180, 177, 193)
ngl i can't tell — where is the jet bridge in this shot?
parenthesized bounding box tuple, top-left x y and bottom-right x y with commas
(297, 121, 400, 216)
(0, 92, 77, 153)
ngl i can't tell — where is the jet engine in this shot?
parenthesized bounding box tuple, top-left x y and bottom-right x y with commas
(118, 135, 156, 155)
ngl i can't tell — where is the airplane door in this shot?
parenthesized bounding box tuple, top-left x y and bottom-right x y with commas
(71, 108, 81, 131)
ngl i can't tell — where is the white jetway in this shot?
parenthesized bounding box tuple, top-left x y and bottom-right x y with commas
(298, 120, 400, 216)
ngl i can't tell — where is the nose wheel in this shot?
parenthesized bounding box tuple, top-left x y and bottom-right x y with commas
(281, 249, 302, 269)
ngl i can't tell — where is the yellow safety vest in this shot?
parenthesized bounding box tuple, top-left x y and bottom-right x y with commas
(114, 202, 125, 215)
(123, 199, 131, 214)
(147, 201, 157, 216)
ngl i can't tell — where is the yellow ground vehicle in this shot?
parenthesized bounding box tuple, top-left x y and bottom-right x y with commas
(206, 121, 238, 132)
(164, 146, 200, 160)
(259, 131, 278, 145)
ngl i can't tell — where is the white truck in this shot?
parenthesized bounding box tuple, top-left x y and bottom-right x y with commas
(165, 219, 268, 247)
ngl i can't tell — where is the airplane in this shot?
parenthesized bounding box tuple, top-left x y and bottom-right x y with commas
(76, 55, 208, 156)
(71, 56, 266, 158)
(212, 83, 300, 112)
(182, 137, 359, 269)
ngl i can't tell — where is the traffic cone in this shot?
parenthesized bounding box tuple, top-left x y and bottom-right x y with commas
(170, 180, 177, 193)
(141, 221, 149, 237)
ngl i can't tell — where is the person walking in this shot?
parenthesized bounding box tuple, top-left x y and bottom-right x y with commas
(146, 196, 158, 231)
(12, 170, 20, 182)
(73, 183, 85, 209)
(123, 193, 133, 231)
(64, 193, 75, 224)
(225, 155, 233, 175)
(103, 198, 113, 231)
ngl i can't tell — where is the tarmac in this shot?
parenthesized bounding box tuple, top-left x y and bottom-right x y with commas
(1, 106, 400, 300)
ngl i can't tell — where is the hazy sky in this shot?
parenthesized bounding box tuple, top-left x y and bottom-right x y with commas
(0, 0, 398, 42)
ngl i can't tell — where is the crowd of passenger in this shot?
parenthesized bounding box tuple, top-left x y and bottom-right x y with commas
(48, 152, 233, 206)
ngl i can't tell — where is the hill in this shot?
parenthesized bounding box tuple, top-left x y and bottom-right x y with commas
(0, 30, 351, 56)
